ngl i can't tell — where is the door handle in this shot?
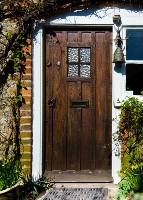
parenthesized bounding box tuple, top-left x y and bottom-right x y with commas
(48, 97, 56, 108)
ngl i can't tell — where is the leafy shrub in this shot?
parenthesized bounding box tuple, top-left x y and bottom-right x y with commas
(115, 97, 143, 166)
(115, 179, 131, 200)
(0, 156, 22, 191)
(19, 173, 55, 200)
(114, 97, 143, 199)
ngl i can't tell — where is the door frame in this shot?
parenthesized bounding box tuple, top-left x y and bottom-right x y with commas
(32, 24, 121, 184)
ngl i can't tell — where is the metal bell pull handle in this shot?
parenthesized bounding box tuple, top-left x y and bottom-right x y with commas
(48, 97, 56, 108)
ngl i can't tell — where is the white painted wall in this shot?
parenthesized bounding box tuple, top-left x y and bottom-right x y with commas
(32, 6, 143, 183)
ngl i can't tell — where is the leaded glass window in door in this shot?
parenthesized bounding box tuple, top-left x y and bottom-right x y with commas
(68, 47, 91, 77)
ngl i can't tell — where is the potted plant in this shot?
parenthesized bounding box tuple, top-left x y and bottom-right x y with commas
(114, 97, 143, 200)
(0, 156, 22, 200)
(0, 99, 22, 200)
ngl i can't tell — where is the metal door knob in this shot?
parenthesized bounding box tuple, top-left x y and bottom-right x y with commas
(48, 98, 56, 108)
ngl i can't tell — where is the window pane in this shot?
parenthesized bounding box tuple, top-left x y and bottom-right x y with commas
(80, 48, 90, 62)
(68, 65, 78, 76)
(126, 64, 143, 95)
(80, 64, 90, 77)
(126, 29, 143, 60)
(68, 48, 78, 62)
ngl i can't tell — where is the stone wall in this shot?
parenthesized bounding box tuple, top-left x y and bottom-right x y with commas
(0, 19, 32, 173)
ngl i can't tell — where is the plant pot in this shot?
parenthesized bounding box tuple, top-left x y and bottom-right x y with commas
(130, 189, 143, 200)
(0, 182, 20, 200)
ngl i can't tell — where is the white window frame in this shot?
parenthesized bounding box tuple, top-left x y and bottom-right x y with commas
(122, 26, 143, 101)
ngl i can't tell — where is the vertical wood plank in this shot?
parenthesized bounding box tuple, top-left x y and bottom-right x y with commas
(45, 33, 54, 170)
(51, 31, 67, 170)
(80, 31, 96, 170)
(95, 31, 112, 170)
(67, 81, 81, 170)
(81, 82, 93, 170)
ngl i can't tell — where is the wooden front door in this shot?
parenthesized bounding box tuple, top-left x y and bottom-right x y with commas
(45, 28, 112, 172)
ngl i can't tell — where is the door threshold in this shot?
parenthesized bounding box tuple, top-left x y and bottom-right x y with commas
(45, 170, 113, 183)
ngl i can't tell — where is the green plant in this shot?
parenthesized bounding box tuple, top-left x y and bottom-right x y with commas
(114, 97, 143, 199)
(118, 163, 143, 190)
(115, 97, 143, 164)
(115, 179, 131, 200)
(19, 173, 55, 200)
(0, 155, 22, 191)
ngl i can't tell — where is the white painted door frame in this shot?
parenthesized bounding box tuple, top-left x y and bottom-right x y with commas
(32, 6, 137, 182)
(32, 24, 121, 184)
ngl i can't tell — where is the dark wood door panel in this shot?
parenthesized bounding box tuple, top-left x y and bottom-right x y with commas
(45, 29, 112, 172)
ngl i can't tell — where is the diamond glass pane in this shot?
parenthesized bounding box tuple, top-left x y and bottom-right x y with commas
(68, 65, 78, 76)
(80, 48, 90, 62)
(80, 64, 90, 77)
(68, 48, 78, 62)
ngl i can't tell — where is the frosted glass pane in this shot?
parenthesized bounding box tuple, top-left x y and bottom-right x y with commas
(68, 48, 78, 62)
(80, 65, 90, 77)
(68, 65, 78, 76)
(80, 48, 90, 62)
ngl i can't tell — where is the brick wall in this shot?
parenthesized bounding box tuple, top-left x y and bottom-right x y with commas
(20, 39, 32, 173)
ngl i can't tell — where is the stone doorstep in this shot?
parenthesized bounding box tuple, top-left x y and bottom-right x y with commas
(36, 183, 118, 200)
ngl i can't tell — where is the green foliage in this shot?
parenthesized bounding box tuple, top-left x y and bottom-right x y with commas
(114, 97, 143, 199)
(0, 156, 22, 191)
(117, 97, 143, 165)
(119, 162, 143, 189)
(5, 30, 15, 40)
(19, 173, 55, 200)
(115, 179, 130, 200)
(10, 33, 26, 70)
(8, 33, 29, 106)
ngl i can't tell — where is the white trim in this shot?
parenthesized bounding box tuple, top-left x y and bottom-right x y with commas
(122, 26, 143, 100)
(32, 24, 121, 184)
(31, 6, 143, 184)
(31, 6, 143, 185)
(32, 25, 43, 178)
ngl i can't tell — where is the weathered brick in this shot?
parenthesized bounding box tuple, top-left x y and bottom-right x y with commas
(20, 145, 32, 152)
(20, 124, 31, 131)
(23, 81, 32, 87)
(22, 59, 32, 66)
(22, 167, 31, 174)
(22, 96, 32, 102)
(22, 74, 31, 80)
(20, 110, 32, 117)
(21, 153, 32, 160)
(20, 132, 32, 138)
(20, 118, 31, 124)
(24, 67, 32, 74)
(24, 53, 31, 60)
(21, 88, 31, 95)
(21, 160, 32, 168)
(21, 139, 32, 145)
(21, 103, 31, 110)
